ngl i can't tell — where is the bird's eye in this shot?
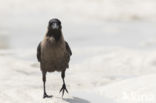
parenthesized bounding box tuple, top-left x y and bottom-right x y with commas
(49, 22, 54, 26)
(58, 22, 61, 25)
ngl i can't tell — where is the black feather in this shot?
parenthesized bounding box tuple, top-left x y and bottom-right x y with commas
(37, 42, 41, 62)
(65, 41, 72, 56)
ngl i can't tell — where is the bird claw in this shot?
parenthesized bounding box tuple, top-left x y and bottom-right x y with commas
(43, 93, 52, 98)
(59, 83, 68, 97)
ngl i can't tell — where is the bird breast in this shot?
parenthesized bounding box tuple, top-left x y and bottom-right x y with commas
(40, 36, 68, 71)
(42, 37, 66, 60)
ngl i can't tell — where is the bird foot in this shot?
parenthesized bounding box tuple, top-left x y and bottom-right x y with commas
(59, 83, 68, 97)
(43, 93, 52, 98)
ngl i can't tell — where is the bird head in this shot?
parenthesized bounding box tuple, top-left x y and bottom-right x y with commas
(48, 18, 62, 31)
(47, 18, 62, 41)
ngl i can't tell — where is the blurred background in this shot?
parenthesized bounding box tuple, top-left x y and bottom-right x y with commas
(1, 0, 156, 49)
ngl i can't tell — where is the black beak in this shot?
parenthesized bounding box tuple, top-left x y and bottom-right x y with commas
(52, 23, 59, 30)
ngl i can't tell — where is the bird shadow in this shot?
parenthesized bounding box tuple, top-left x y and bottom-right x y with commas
(63, 97, 90, 103)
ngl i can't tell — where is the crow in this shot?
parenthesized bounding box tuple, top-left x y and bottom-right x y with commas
(37, 18, 72, 98)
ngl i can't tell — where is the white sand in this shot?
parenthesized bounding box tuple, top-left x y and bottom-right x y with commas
(0, 47, 156, 102)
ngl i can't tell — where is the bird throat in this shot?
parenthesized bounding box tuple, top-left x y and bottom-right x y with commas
(46, 29, 61, 41)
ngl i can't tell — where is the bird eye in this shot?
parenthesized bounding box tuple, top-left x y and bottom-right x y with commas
(58, 22, 61, 25)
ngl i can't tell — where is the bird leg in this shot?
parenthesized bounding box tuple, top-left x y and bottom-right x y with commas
(60, 70, 68, 97)
(42, 71, 52, 98)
